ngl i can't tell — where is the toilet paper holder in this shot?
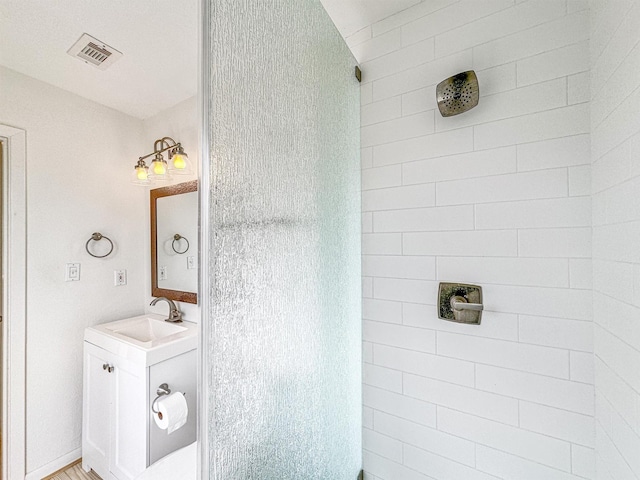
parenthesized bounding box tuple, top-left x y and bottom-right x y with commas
(151, 383, 185, 414)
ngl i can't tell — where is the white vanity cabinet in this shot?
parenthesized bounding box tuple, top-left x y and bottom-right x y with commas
(82, 314, 198, 480)
(83, 342, 147, 480)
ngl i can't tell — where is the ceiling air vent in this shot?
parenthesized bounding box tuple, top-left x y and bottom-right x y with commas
(67, 33, 122, 70)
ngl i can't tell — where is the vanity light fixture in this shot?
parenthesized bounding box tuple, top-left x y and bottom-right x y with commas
(132, 136, 192, 186)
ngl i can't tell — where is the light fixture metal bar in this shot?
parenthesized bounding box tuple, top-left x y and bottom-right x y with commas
(138, 140, 182, 161)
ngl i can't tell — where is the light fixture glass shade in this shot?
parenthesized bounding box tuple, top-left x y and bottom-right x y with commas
(148, 155, 171, 181)
(168, 147, 193, 175)
(131, 160, 150, 186)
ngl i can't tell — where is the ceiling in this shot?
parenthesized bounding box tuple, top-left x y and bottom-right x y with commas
(0, 0, 416, 119)
(0, 0, 198, 119)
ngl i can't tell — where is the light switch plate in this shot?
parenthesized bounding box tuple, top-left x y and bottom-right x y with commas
(159, 266, 167, 281)
(114, 269, 127, 286)
(187, 256, 196, 269)
(65, 263, 80, 281)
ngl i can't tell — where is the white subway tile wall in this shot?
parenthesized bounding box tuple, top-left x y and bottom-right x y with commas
(347, 0, 594, 478)
(590, 0, 640, 479)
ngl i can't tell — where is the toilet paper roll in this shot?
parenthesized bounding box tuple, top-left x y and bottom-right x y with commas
(154, 392, 188, 434)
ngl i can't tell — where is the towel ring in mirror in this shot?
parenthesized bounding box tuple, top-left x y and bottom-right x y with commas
(86, 232, 114, 258)
(171, 234, 189, 254)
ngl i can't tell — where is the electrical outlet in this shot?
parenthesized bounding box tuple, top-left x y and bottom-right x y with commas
(114, 269, 127, 286)
(65, 263, 80, 281)
(187, 256, 196, 269)
(159, 266, 167, 281)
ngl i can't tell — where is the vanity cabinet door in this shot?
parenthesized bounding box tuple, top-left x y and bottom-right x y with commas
(82, 343, 112, 479)
(109, 354, 147, 480)
(83, 341, 148, 480)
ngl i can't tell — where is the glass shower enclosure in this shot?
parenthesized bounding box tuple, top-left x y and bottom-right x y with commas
(200, 0, 361, 478)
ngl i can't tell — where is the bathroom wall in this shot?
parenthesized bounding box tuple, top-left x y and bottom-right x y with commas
(589, 1, 640, 478)
(142, 96, 200, 322)
(0, 65, 199, 476)
(0, 66, 148, 476)
(349, 1, 594, 478)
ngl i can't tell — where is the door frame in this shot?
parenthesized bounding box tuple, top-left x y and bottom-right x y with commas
(0, 124, 27, 479)
(197, 0, 211, 475)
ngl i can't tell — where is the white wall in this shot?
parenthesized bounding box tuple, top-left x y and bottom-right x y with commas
(142, 96, 200, 322)
(0, 66, 148, 475)
(349, 1, 594, 478)
(590, 1, 640, 479)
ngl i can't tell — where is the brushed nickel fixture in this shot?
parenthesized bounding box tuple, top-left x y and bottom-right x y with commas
(133, 136, 192, 186)
(150, 296, 183, 323)
(151, 382, 186, 416)
(171, 234, 190, 254)
(438, 282, 484, 325)
(436, 70, 479, 117)
(151, 383, 171, 414)
(85, 232, 114, 258)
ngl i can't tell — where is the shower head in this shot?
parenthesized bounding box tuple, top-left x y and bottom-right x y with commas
(436, 70, 479, 117)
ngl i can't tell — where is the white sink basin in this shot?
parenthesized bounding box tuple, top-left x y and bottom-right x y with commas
(104, 317, 187, 344)
(85, 314, 198, 366)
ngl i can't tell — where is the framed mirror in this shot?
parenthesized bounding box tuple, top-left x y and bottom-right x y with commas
(150, 180, 198, 303)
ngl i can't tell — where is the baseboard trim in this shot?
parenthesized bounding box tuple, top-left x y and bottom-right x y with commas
(25, 448, 81, 480)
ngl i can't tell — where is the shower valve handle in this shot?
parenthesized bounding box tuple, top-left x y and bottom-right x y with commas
(450, 296, 484, 312)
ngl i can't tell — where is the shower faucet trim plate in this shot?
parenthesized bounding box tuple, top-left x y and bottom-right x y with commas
(438, 282, 484, 325)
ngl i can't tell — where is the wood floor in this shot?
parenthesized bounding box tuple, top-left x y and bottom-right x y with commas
(44, 460, 101, 480)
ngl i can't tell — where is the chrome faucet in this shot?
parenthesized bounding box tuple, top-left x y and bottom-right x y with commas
(150, 297, 183, 323)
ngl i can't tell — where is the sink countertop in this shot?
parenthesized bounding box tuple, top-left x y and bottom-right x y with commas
(85, 314, 199, 366)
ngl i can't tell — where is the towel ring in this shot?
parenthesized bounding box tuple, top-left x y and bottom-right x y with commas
(171, 234, 189, 254)
(86, 232, 114, 258)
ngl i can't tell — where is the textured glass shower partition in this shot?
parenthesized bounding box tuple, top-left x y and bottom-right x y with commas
(201, 0, 361, 478)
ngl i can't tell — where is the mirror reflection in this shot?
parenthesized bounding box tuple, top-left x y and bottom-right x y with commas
(151, 180, 198, 303)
